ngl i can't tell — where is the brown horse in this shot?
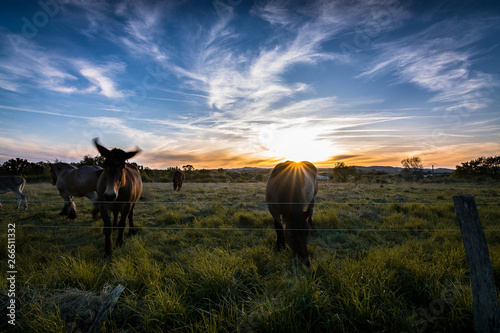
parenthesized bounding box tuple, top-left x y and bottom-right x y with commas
(94, 138, 143, 256)
(265, 161, 318, 267)
(49, 163, 103, 219)
(0, 176, 28, 210)
(172, 169, 185, 191)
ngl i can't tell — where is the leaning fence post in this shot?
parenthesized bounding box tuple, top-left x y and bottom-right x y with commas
(453, 195, 499, 333)
(88, 284, 125, 333)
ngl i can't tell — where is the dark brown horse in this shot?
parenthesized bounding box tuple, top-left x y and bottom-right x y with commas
(0, 176, 27, 210)
(49, 163, 103, 219)
(94, 138, 143, 256)
(265, 161, 318, 267)
(172, 169, 185, 191)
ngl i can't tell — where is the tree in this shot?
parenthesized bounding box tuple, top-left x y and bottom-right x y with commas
(75, 154, 106, 167)
(454, 156, 500, 180)
(1, 158, 32, 174)
(401, 156, 423, 181)
(182, 165, 195, 172)
(331, 162, 359, 182)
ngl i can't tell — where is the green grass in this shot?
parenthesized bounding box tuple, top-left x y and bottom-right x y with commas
(1, 182, 499, 332)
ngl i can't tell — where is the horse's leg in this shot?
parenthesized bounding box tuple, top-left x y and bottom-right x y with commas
(87, 192, 100, 220)
(128, 203, 137, 236)
(59, 191, 71, 216)
(100, 204, 113, 257)
(269, 204, 285, 251)
(116, 204, 132, 247)
(67, 196, 77, 219)
(14, 190, 21, 209)
(112, 209, 119, 230)
(21, 192, 27, 210)
(304, 199, 315, 230)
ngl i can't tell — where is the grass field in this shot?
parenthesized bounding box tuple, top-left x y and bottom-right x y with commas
(1, 181, 499, 332)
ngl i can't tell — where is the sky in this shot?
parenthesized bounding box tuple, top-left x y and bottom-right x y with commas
(0, 0, 499, 169)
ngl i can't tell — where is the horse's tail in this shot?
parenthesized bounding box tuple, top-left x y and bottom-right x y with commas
(19, 177, 27, 192)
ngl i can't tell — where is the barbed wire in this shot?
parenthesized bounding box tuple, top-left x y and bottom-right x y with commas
(1, 199, 499, 205)
(3, 224, 500, 232)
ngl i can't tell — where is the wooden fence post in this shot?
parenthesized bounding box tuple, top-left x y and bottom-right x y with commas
(453, 195, 499, 333)
(88, 284, 125, 333)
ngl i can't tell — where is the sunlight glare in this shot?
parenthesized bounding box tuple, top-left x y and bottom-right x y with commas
(263, 126, 334, 162)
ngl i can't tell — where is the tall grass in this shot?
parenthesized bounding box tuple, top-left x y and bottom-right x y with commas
(1, 182, 499, 332)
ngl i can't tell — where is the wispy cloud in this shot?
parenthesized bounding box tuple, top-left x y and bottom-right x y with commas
(0, 39, 77, 94)
(76, 61, 126, 98)
(358, 18, 499, 112)
(0, 104, 88, 119)
(0, 34, 127, 99)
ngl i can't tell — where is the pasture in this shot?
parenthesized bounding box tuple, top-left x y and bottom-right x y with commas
(1, 181, 499, 332)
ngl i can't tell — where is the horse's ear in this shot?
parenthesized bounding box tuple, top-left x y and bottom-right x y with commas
(93, 138, 110, 157)
(124, 147, 142, 161)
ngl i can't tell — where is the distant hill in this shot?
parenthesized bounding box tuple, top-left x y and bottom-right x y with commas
(227, 166, 455, 174)
(354, 166, 454, 173)
(355, 166, 403, 173)
(226, 167, 271, 173)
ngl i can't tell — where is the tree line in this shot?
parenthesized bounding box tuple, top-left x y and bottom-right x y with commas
(1, 155, 498, 183)
(330, 155, 500, 183)
(0, 156, 269, 183)
(454, 156, 500, 180)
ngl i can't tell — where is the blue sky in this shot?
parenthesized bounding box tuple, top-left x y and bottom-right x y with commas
(0, 0, 499, 169)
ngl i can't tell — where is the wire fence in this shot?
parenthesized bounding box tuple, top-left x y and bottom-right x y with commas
(4, 225, 500, 233)
(2, 199, 500, 205)
(1, 182, 499, 233)
(2, 198, 499, 232)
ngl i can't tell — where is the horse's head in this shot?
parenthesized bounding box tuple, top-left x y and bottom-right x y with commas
(49, 163, 75, 186)
(49, 164, 58, 185)
(94, 138, 141, 201)
(284, 212, 311, 268)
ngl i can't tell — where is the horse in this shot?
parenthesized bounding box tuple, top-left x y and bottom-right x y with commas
(172, 169, 185, 191)
(94, 138, 143, 256)
(49, 163, 103, 219)
(265, 161, 318, 267)
(0, 176, 28, 210)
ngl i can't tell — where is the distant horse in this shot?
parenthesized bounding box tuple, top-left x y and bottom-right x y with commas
(0, 176, 28, 210)
(49, 163, 103, 219)
(265, 161, 318, 267)
(94, 138, 143, 256)
(172, 169, 185, 191)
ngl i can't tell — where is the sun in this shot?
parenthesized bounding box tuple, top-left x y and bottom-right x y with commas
(261, 126, 334, 163)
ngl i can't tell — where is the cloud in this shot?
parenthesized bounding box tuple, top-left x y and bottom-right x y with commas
(0, 33, 127, 99)
(162, 6, 342, 114)
(77, 61, 126, 98)
(0, 104, 88, 119)
(358, 18, 499, 112)
(161, 0, 412, 118)
(0, 40, 77, 94)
